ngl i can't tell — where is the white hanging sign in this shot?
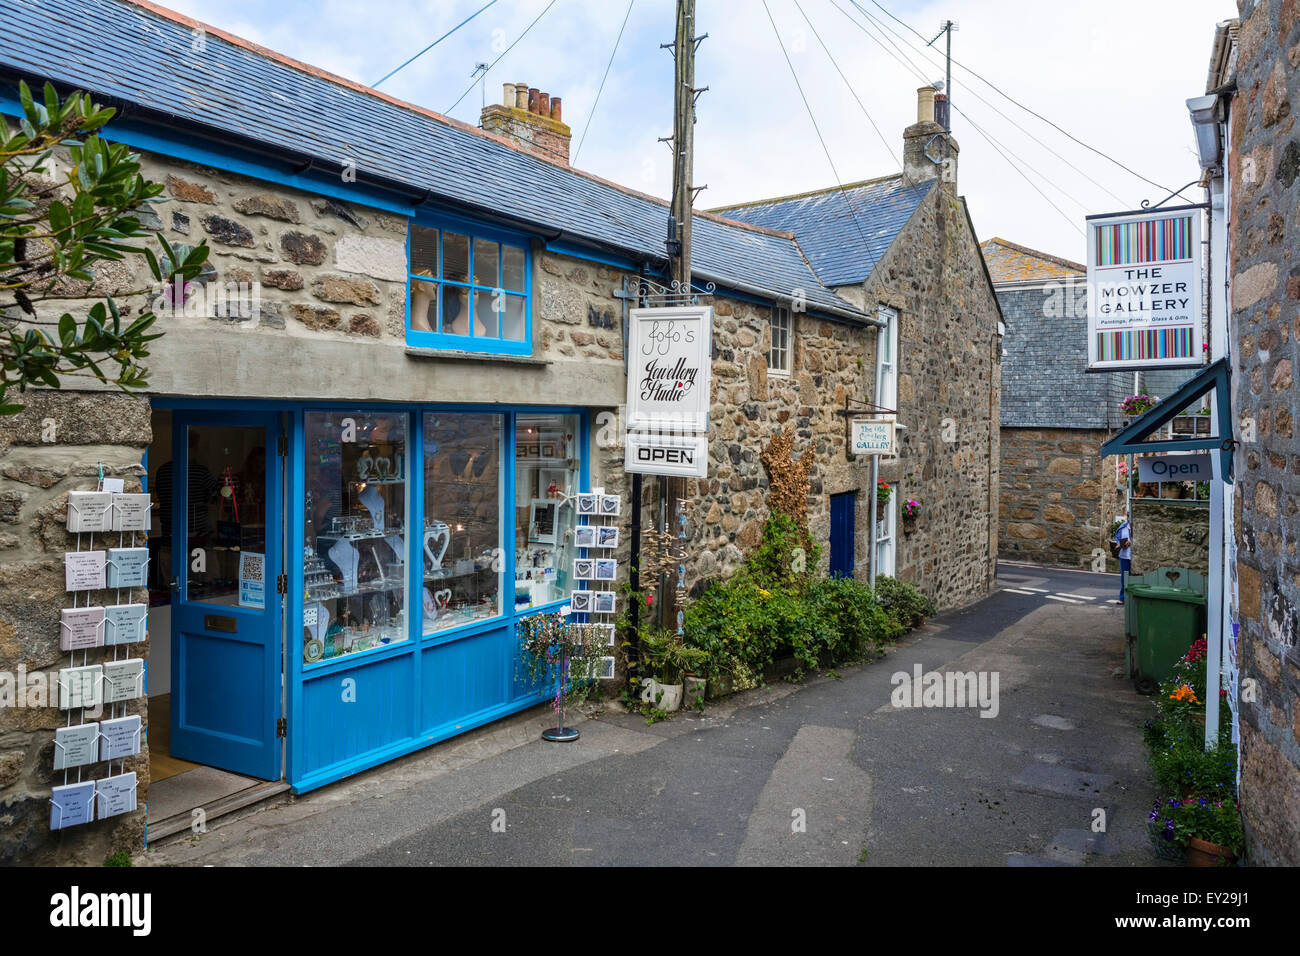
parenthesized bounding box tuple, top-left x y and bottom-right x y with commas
(106, 548, 150, 589)
(850, 419, 896, 457)
(102, 658, 144, 704)
(65, 551, 106, 591)
(60, 606, 105, 651)
(625, 431, 708, 478)
(1086, 206, 1203, 370)
(53, 723, 101, 771)
(104, 603, 147, 645)
(110, 493, 152, 532)
(66, 492, 113, 533)
(50, 781, 96, 829)
(100, 715, 142, 761)
(626, 305, 713, 435)
(95, 772, 138, 819)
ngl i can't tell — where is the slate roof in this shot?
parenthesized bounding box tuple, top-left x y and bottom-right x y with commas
(0, 0, 869, 321)
(980, 238, 1084, 284)
(710, 176, 935, 287)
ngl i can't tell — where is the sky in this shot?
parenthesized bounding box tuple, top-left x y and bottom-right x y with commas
(161, 0, 1238, 264)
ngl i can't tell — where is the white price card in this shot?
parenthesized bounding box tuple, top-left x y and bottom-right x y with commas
(95, 772, 137, 819)
(66, 491, 112, 533)
(100, 478, 125, 494)
(106, 548, 149, 589)
(53, 723, 100, 771)
(110, 493, 151, 532)
(50, 781, 96, 829)
(99, 715, 142, 761)
(102, 658, 144, 704)
(59, 606, 105, 651)
(103, 603, 147, 645)
(57, 665, 102, 711)
(65, 551, 106, 591)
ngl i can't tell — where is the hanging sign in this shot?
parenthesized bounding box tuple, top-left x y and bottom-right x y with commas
(850, 419, 896, 456)
(1137, 453, 1213, 483)
(1086, 206, 1203, 370)
(626, 305, 712, 476)
(626, 305, 712, 433)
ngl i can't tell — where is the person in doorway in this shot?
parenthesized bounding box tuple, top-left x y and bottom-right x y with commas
(1114, 515, 1133, 604)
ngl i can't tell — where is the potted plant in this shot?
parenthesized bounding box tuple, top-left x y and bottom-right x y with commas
(876, 481, 892, 521)
(901, 498, 919, 533)
(638, 628, 706, 714)
(517, 611, 608, 741)
(1121, 394, 1157, 417)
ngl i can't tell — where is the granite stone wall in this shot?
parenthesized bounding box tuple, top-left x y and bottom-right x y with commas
(0, 393, 151, 865)
(1229, 0, 1300, 866)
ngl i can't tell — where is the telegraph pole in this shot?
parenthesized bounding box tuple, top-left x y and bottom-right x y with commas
(660, 0, 699, 631)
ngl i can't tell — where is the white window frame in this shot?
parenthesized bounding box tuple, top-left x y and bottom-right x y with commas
(874, 304, 898, 418)
(875, 488, 897, 578)
(768, 305, 792, 375)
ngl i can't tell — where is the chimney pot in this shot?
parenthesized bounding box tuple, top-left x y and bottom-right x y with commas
(515, 84, 529, 109)
(550, 97, 562, 122)
(916, 85, 936, 125)
(528, 88, 540, 113)
(503, 83, 516, 107)
(538, 92, 550, 116)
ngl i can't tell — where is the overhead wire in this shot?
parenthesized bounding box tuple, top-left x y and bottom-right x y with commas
(861, 0, 1180, 197)
(826, 0, 1089, 234)
(760, 0, 872, 249)
(372, 0, 503, 88)
(791, 0, 901, 171)
(445, 0, 560, 115)
(844, 0, 1127, 206)
(573, 0, 635, 164)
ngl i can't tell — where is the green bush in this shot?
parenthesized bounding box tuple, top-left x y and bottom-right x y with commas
(805, 575, 901, 657)
(873, 576, 937, 629)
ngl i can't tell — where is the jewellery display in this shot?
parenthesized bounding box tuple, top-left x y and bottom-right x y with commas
(305, 411, 409, 663)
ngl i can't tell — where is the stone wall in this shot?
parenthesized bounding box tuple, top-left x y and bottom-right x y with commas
(0, 393, 151, 865)
(861, 186, 1002, 609)
(999, 427, 1119, 568)
(1229, 0, 1300, 865)
(1129, 500, 1210, 576)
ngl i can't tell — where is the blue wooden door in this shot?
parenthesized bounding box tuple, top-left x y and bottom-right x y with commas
(829, 492, 855, 579)
(169, 412, 283, 780)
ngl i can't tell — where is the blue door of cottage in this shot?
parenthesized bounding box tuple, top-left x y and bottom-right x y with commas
(168, 412, 283, 780)
(829, 492, 856, 578)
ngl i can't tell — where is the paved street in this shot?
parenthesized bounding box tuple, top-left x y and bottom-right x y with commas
(146, 564, 1162, 867)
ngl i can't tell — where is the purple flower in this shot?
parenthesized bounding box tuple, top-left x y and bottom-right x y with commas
(1162, 819, 1175, 840)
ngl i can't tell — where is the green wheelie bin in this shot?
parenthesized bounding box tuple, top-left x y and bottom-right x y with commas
(1125, 582, 1206, 695)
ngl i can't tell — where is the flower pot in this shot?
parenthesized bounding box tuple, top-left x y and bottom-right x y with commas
(876, 500, 887, 521)
(640, 678, 682, 712)
(1184, 837, 1236, 867)
(902, 514, 917, 534)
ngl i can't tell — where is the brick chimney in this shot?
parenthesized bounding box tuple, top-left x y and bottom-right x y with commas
(481, 82, 571, 166)
(902, 85, 959, 189)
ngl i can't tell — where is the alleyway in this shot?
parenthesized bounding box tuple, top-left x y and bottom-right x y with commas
(145, 565, 1162, 867)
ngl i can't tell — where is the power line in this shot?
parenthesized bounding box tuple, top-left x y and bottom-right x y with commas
(573, 0, 635, 164)
(792, 0, 901, 171)
(446, 0, 560, 116)
(372, 0, 502, 88)
(861, 0, 1180, 197)
(826, 0, 1090, 231)
(844, 0, 1128, 206)
(760, 0, 871, 249)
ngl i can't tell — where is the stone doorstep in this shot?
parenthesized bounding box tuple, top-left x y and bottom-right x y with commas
(145, 780, 292, 847)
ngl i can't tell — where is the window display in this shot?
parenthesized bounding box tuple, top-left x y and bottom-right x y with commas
(407, 223, 529, 348)
(515, 414, 580, 608)
(304, 411, 409, 662)
(423, 413, 503, 634)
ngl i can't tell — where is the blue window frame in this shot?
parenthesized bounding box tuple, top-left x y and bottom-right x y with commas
(407, 212, 532, 355)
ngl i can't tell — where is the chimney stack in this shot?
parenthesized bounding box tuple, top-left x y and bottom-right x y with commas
(482, 81, 572, 166)
(902, 85, 958, 189)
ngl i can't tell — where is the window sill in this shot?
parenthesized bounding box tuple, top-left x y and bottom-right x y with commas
(404, 346, 551, 367)
(768, 367, 792, 377)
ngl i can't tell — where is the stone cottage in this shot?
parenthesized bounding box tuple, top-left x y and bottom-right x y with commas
(0, 0, 999, 863)
(987, 238, 1210, 571)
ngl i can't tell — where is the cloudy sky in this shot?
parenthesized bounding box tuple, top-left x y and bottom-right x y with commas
(162, 0, 1236, 263)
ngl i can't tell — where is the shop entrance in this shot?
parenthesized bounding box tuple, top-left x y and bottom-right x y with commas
(166, 411, 284, 780)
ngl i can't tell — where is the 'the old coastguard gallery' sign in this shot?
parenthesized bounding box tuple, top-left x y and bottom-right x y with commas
(625, 305, 712, 477)
(1086, 206, 1203, 371)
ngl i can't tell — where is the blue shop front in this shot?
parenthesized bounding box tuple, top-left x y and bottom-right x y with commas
(145, 399, 588, 797)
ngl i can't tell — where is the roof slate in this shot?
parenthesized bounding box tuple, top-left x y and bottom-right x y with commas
(980, 238, 1085, 284)
(710, 176, 934, 287)
(0, 0, 869, 319)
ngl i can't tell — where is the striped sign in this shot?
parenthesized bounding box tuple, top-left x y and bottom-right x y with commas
(1095, 327, 1194, 362)
(1086, 207, 1203, 371)
(1095, 215, 1193, 266)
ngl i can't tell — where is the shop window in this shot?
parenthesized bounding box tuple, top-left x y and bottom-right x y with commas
(408, 220, 530, 354)
(303, 410, 409, 662)
(515, 414, 580, 608)
(422, 413, 504, 634)
(769, 305, 792, 374)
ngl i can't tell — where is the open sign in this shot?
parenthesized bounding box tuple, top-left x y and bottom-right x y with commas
(1136, 454, 1212, 482)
